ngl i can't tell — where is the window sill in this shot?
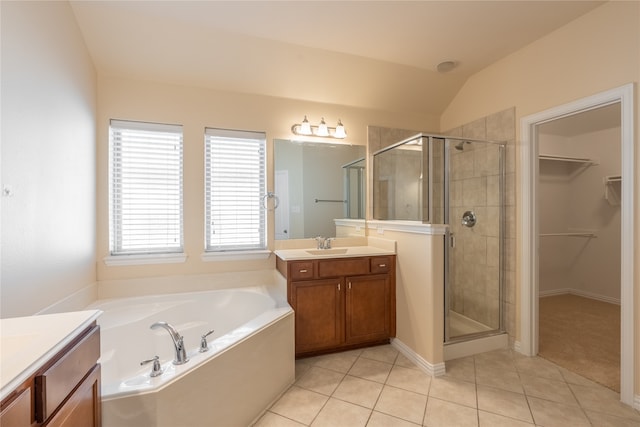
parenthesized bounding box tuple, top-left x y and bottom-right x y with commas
(103, 253, 188, 266)
(201, 250, 272, 262)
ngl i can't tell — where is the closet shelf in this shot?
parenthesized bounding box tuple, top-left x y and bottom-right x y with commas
(540, 232, 597, 238)
(538, 154, 597, 165)
(603, 175, 621, 205)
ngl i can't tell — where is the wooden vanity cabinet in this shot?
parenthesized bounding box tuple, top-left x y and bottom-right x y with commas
(277, 254, 396, 357)
(0, 323, 101, 427)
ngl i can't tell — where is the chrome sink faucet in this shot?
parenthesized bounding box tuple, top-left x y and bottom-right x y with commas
(150, 321, 189, 365)
(314, 236, 333, 249)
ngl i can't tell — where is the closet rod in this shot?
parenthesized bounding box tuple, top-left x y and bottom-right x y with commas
(315, 198, 346, 203)
(539, 233, 597, 238)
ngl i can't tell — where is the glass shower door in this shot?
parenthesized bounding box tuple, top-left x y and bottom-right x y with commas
(445, 138, 505, 341)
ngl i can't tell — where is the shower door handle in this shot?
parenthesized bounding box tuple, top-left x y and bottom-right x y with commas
(449, 233, 456, 248)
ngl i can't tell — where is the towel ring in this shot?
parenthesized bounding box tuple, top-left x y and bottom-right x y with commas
(262, 192, 280, 210)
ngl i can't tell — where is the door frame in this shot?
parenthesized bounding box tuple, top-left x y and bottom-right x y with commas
(519, 83, 635, 405)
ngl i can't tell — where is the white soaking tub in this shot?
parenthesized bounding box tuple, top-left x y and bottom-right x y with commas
(87, 286, 294, 427)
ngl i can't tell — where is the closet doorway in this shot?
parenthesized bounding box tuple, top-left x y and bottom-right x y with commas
(519, 83, 635, 406)
(537, 103, 621, 391)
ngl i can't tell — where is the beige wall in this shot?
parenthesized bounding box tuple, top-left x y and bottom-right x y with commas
(440, 1, 640, 396)
(96, 76, 436, 281)
(378, 229, 444, 365)
(0, 1, 97, 317)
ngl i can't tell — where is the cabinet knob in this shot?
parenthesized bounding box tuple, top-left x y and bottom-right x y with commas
(299, 269, 308, 273)
(348, 282, 352, 290)
(337, 283, 341, 291)
(378, 264, 386, 268)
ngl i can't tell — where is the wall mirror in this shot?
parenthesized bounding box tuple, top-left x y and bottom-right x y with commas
(274, 139, 366, 240)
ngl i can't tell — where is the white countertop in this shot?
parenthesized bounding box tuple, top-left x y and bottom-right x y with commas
(274, 245, 396, 261)
(0, 310, 102, 401)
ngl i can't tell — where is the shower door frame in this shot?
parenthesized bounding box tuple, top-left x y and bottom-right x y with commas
(443, 137, 507, 344)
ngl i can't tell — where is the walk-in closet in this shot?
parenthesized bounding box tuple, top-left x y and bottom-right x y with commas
(537, 103, 621, 391)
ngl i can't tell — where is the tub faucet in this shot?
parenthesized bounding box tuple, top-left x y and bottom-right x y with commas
(150, 321, 189, 365)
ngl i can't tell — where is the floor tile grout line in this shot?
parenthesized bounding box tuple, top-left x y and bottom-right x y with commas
(473, 354, 480, 427)
(277, 345, 638, 427)
(421, 361, 436, 426)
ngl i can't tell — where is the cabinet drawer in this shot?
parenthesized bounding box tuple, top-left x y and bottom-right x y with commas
(290, 261, 314, 280)
(35, 325, 100, 423)
(370, 257, 391, 274)
(318, 258, 369, 277)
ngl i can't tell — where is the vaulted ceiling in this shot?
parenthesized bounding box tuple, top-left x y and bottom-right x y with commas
(70, 1, 605, 116)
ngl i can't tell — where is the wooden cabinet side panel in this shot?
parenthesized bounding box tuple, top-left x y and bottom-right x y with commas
(36, 325, 100, 422)
(292, 279, 344, 353)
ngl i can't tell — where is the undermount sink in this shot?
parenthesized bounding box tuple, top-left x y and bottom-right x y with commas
(305, 248, 349, 256)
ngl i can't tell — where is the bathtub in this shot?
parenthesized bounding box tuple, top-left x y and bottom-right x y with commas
(87, 286, 295, 427)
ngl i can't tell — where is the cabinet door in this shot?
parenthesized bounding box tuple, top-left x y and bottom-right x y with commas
(345, 274, 390, 344)
(292, 279, 344, 354)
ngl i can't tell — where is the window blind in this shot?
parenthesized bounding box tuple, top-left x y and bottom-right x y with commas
(109, 119, 183, 255)
(205, 128, 266, 251)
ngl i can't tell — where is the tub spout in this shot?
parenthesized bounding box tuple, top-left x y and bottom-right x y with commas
(150, 321, 189, 365)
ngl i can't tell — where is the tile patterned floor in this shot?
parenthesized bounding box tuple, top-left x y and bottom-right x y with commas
(253, 344, 640, 427)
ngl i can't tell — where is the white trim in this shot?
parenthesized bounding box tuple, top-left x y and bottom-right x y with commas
(538, 288, 621, 305)
(443, 333, 508, 361)
(367, 220, 448, 235)
(634, 394, 640, 411)
(334, 218, 366, 228)
(519, 83, 635, 406)
(103, 253, 187, 266)
(513, 341, 522, 353)
(200, 250, 272, 262)
(391, 338, 446, 376)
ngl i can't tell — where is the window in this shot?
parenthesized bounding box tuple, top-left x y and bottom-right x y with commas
(109, 120, 183, 255)
(205, 128, 266, 252)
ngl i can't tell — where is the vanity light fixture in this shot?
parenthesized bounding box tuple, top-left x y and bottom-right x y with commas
(291, 116, 347, 139)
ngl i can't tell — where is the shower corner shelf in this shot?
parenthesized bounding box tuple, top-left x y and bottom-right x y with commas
(538, 153, 598, 165)
(603, 174, 622, 206)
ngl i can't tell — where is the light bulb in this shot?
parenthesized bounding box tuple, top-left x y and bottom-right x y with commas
(317, 117, 329, 136)
(334, 119, 346, 138)
(300, 116, 312, 135)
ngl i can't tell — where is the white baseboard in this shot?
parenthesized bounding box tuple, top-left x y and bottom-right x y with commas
(539, 288, 620, 305)
(538, 288, 572, 297)
(635, 394, 640, 411)
(513, 340, 522, 353)
(391, 338, 446, 377)
(36, 282, 99, 315)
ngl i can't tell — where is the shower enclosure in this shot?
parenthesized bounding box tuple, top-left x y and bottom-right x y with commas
(373, 134, 505, 343)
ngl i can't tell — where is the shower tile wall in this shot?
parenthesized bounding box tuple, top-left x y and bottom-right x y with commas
(446, 108, 516, 343)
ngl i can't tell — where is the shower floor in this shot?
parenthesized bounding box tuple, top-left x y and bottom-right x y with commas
(448, 310, 493, 338)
